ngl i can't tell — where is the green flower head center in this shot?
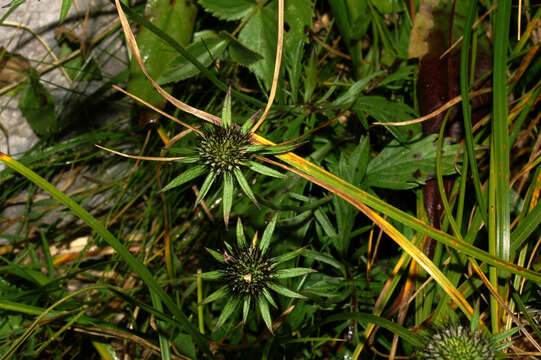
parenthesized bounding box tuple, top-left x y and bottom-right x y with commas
(421, 326, 494, 360)
(223, 245, 275, 297)
(199, 127, 251, 174)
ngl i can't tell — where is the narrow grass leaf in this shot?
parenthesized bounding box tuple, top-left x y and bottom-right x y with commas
(268, 283, 305, 299)
(60, 0, 72, 23)
(214, 297, 240, 331)
(194, 171, 216, 207)
(234, 168, 258, 206)
(275, 268, 315, 279)
(162, 165, 207, 192)
(257, 296, 273, 333)
(222, 171, 234, 226)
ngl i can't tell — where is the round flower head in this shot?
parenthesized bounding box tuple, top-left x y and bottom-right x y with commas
(161, 89, 300, 226)
(199, 215, 315, 333)
(420, 325, 494, 360)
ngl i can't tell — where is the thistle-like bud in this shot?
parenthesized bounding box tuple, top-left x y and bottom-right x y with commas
(420, 325, 494, 360)
(198, 127, 251, 175)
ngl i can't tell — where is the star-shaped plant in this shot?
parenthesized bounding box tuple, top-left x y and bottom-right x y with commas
(198, 215, 315, 333)
(161, 90, 300, 225)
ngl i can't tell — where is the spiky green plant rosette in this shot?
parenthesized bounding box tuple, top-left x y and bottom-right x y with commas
(161, 91, 299, 225)
(419, 325, 494, 360)
(198, 215, 315, 333)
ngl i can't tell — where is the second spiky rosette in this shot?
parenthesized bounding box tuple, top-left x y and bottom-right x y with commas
(199, 215, 314, 333)
(161, 89, 301, 226)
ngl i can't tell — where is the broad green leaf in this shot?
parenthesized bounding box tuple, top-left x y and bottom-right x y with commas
(259, 213, 278, 255)
(257, 296, 273, 333)
(18, 75, 59, 137)
(364, 134, 460, 190)
(268, 282, 306, 299)
(127, 0, 197, 108)
(246, 160, 286, 178)
(222, 172, 234, 226)
(354, 96, 420, 141)
(214, 297, 240, 331)
(234, 168, 258, 206)
(203, 285, 229, 304)
(283, 0, 313, 59)
(238, 1, 277, 89)
(198, 0, 255, 21)
(219, 31, 263, 66)
(275, 268, 315, 279)
(161, 165, 207, 192)
(158, 35, 227, 84)
(194, 171, 216, 206)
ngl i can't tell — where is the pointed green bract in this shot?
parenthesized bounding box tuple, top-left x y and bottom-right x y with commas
(262, 287, 277, 308)
(194, 171, 217, 207)
(234, 168, 258, 206)
(271, 247, 305, 265)
(259, 213, 278, 255)
(206, 247, 226, 263)
(214, 296, 240, 331)
(246, 160, 286, 178)
(203, 285, 229, 304)
(268, 283, 306, 299)
(222, 172, 234, 226)
(274, 268, 315, 279)
(242, 296, 250, 324)
(161, 164, 207, 192)
(257, 296, 273, 333)
(197, 270, 223, 280)
(236, 218, 247, 247)
(222, 87, 232, 128)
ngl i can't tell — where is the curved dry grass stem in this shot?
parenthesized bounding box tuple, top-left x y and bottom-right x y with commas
(112, 85, 203, 135)
(374, 87, 492, 127)
(250, 0, 284, 133)
(114, 0, 221, 127)
(95, 144, 187, 161)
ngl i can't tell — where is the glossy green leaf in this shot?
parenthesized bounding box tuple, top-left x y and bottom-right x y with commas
(236, 218, 247, 247)
(364, 134, 461, 190)
(271, 247, 305, 265)
(222, 87, 232, 128)
(127, 0, 197, 108)
(197, 270, 223, 280)
(242, 297, 250, 324)
(219, 31, 263, 66)
(18, 76, 58, 137)
(206, 247, 225, 263)
(238, 2, 277, 89)
(198, 0, 255, 20)
(262, 288, 277, 308)
(161, 165, 207, 192)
